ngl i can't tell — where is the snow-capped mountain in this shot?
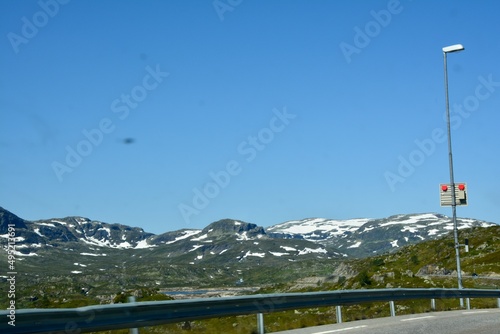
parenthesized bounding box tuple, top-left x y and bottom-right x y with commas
(1, 207, 497, 291)
(7, 214, 155, 252)
(0, 208, 334, 263)
(0, 207, 496, 261)
(267, 213, 494, 257)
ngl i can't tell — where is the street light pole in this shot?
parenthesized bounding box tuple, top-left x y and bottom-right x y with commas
(442, 43, 465, 307)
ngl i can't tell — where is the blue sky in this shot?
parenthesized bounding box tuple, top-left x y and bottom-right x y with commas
(1, 0, 499, 234)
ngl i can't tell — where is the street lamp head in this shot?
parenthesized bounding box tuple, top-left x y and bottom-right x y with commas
(443, 44, 465, 53)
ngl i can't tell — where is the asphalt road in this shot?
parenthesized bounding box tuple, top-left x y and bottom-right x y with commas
(271, 309, 500, 334)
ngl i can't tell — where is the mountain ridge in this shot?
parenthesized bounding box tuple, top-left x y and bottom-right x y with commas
(1, 206, 496, 260)
(1, 206, 498, 310)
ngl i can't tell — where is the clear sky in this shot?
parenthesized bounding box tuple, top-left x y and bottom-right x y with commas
(1, 0, 499, 234)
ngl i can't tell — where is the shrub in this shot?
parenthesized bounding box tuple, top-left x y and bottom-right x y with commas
(357, 271, 372, 286)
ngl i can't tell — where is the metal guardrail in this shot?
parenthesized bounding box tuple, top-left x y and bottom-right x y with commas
(1, 288, 499, 334)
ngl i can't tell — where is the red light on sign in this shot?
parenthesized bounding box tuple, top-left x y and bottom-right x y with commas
(441, 185, 448, 192)
(458, 184, 465, 191)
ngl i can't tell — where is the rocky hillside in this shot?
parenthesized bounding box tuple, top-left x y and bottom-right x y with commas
(274, 224, 500, 292)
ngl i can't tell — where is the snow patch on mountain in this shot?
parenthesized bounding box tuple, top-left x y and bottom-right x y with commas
(379, 213, 438, 227)
(269, 251, 289, 257)
(35, 222, 56, 228)
(189, 245, 204, 252)
(164, 230, 202, 244)
(428, 229, 439, 236)
(134, 239, 155, 249)
(347, 241, 362, 249)
(51, 220, 68, 225)
(12, 250, 38, 257)
(242, 251, 266, 258)
(80, 252, 107, 256)
(97, 227, 111, 235)
(268, 218, 370, 240)
(191, 234, 209, 241)
(298, 247, 327, 255)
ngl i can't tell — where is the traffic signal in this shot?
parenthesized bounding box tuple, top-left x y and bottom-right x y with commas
(440, 183, 468, 206)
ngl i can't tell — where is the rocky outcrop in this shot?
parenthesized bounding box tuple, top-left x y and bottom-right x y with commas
(202, 219, 266, 238)
(416, 264, 452, 276)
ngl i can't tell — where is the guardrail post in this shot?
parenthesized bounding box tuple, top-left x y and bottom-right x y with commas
(127, 296, 139, 334)
(389, 301, 396, 317)
(336, 305, 342, 324)
(257, 313, 264, 334)
(466, 298, 470, 310)
(497, 298, 500, 309)
(431, 298, 436, 311)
